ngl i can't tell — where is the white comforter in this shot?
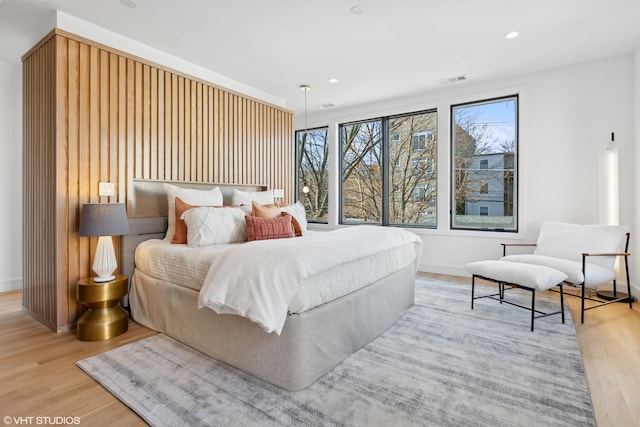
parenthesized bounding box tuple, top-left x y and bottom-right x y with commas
(197, 225, 423, 335)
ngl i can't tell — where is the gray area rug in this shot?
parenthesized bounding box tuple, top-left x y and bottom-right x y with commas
(76, 277, 594, 427)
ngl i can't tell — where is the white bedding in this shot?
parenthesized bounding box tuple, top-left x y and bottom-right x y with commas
(134, 226, 423, 335)
(198, 226, 422, 334)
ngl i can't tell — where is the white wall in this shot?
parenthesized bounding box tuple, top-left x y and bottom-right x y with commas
(0, 60, 22, 292)
(300, 53, 638, 296)
(53, 11, 285, 108)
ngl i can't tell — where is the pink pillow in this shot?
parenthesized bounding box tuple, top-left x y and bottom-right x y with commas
(245, 214, 295, 242)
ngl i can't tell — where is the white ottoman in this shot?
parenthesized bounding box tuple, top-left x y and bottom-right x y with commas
(465, 260, 568, 331)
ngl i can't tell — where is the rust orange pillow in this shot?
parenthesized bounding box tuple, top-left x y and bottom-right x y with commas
(173, 197, 200, 244)
(282, 212, 302, 237)
(245, 214, 295, 241)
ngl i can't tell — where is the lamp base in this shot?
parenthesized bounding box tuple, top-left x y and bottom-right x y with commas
(92, 236, 118, 283)
(596, 290, 635, 302)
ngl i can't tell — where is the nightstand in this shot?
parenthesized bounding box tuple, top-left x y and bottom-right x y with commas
(77, 274, 129, 341)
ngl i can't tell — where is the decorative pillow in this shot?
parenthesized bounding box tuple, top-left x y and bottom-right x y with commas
(281, 212, 302, 237)
(172, 197, 208, 244)
(181, 206, 247, 247)
(172, 198, 250, 244)
(251, 200, 281, 218)
(280, 201, 307, 233)
(163, 184, 223, 241)
(245, 214, 295, 242)
(232, 189, 275, 206)
(252, 201, 302, 237)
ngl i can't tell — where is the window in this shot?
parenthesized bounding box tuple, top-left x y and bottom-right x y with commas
(296, 126, 329, 223)
(341, 119, 383, 224)
(451, 95, 518, 231)
(412, 131, 432, 151)
(340, 110, 437, 227)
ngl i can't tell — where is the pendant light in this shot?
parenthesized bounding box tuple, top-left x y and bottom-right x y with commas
(300, 85, 311, 195)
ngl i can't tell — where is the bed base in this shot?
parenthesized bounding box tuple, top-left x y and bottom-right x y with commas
(130, 265, 415, 391)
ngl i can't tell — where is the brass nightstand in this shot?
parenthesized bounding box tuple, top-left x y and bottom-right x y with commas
(77, 274, 129, 341)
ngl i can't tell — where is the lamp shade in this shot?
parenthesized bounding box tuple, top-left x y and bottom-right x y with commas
(79, 203, 130, 237)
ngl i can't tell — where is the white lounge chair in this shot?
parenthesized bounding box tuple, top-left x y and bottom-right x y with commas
(500, 221, 633, 323)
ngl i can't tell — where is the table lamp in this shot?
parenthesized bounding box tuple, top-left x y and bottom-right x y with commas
(79, 203, 130, 283)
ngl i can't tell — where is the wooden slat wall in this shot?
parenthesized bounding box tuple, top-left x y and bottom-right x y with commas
(22, 36, 59, 330)
(23, 31, 294, 331)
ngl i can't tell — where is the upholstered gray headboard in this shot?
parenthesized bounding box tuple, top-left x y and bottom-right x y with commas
(120, 179, 267, 281)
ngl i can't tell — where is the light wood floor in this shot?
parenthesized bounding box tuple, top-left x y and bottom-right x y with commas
(1, 275, 639, 426)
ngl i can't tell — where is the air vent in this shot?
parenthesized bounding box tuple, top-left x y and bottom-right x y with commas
(316, 103, 336, 109)
(438, 75, 467, 84)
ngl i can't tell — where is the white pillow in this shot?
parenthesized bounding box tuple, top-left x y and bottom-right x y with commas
(231, 189, 275, 206)
(182, 206, 248, 247)
(163, 184, 223, 241)
(280, 201, 307, 232)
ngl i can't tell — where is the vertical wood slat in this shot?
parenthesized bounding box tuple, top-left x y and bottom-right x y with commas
(22, 31, 293, 332)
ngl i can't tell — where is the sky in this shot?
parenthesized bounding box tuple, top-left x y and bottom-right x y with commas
(454, 98, 517, 152)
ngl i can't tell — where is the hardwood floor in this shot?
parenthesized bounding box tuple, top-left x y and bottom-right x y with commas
(0, 290, 155, 426)
(1, 275, 639, 426)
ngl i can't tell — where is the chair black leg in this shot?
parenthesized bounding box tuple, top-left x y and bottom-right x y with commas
(531, 290, 535, 332)
(625, 256, 633, 309)
(559, 284, 565, 324)
(580, 283, 585, 323)
(471, 275, 475, 310)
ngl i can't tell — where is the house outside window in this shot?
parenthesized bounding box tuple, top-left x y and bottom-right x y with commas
(412, 130, 432, 151)
(340, 109, 437, 227)
(295, 126, 329, 223)
(451, 95, 518, 231)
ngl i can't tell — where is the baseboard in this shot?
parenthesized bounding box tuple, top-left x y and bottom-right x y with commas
(417, 262, 468, 278)
(0, 276, 22, 293)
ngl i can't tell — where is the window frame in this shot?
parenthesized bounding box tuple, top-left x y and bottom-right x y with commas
(295, 125, 330, 224)
(339, 108, 438, 229)
(450, 95, 519, 232)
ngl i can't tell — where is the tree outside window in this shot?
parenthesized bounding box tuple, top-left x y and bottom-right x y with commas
(341, 120, 383, 223)
(296, 127, 329, 222)
(340, 110, 437, 227)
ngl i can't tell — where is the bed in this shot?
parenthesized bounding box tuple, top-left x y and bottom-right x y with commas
(124, 179, 423, 391)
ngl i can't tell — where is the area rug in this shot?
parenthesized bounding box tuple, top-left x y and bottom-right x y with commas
(76, 277, 595, 427)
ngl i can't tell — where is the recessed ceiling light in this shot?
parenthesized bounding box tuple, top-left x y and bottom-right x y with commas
(328, 78, 338, 84)
(505, 31, 520, 39)
(120, 0, 137, 8)
(350, 5, 365, 15)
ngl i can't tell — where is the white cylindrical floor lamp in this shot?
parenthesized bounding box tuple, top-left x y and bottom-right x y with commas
(79, 203, 130, 283)
(598, 132, 619, 226)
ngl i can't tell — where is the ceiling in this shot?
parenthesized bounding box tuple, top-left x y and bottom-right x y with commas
(1, 0, 640, 116)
